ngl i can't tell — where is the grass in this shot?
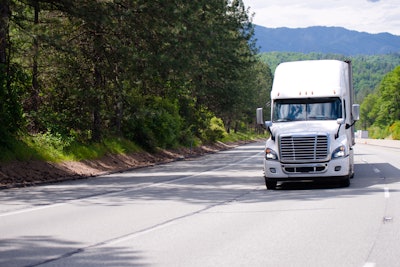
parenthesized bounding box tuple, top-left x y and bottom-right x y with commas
(0, 133, 142, 163)
(221, 131, 268, 143)
(0, 130, 267, 163)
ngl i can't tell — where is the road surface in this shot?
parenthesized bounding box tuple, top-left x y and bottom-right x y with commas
(1, 140, 400, 267)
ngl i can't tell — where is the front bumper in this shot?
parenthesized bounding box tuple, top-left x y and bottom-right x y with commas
(263, 156, 350, 180)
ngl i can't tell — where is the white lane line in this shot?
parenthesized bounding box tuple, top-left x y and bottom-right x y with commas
(363, 262, 376, 267)
(384, 187, 390, 198)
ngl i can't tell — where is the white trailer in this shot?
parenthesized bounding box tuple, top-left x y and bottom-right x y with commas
(257, 60, 359, 189)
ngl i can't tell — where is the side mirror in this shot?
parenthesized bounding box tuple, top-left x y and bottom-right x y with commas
(336, 118, 345, 125)
(352, 104, 360, 121)
(256, 108, 264, 125)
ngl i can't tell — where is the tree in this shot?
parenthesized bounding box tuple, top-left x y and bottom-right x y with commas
(0, 0, 25, 140)
(2, 0, 265, 149)
(359, 92, 378, 129)
(0, 1, 9, 65)
(0, 1, 11, 140)
(374, 66, 400, 126)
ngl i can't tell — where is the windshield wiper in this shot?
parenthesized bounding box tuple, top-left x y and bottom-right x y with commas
(276, 118, 293, 122)
(307, 116, 329, 120)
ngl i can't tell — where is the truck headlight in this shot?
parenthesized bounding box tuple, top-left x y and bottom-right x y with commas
(265, 148, 278, 160)
(332, 145, 346, 158)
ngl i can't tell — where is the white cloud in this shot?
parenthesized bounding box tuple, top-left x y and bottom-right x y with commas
(244, 0, 400, 35)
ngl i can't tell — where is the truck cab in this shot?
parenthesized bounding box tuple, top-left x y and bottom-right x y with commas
(257, 60, 359, 189)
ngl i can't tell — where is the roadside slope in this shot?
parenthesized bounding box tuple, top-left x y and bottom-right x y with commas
(0, 141, 251, 189)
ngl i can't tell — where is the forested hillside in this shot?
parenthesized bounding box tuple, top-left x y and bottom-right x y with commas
(0, 0, 272, 159)
(260, 52, 400, 139)
(360, 66, 400, 139)
(254, 26, 400, 55)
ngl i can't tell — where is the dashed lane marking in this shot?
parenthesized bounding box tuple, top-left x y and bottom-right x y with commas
(384, 187, 390, 198)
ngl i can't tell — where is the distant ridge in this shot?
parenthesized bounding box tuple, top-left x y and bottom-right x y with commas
(254, 25, 400, 55)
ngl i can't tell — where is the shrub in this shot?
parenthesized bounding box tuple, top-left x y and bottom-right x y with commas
(389, 121, 400, 140)
(368, 125, 390, 139)
(201, 117, 227, 143)
(122, 96, 183, 150)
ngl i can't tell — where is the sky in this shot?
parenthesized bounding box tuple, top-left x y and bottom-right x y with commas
(243, 0, 400, 36)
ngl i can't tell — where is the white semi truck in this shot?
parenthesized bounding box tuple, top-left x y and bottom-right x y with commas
(257, 60, 360, 189)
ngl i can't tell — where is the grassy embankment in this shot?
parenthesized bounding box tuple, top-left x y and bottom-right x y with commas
(0, 131, 266, 163)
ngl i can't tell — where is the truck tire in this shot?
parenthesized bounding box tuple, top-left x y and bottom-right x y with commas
(265, 177, 277, 190)
(340, 177, 350, 188)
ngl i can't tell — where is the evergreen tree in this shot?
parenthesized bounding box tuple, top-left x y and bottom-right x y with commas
(2, 0, 268, 148)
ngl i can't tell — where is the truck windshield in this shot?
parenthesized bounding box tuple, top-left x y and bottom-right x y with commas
(273, 97, 342, 122)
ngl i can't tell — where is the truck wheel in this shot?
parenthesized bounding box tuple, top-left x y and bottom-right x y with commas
(265, 177, 277, 190)
(340, 177, 350, 188)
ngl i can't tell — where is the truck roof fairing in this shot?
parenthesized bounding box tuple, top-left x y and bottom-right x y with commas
(271, 60, 350, 99)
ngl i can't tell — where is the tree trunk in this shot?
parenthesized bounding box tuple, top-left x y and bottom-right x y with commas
(0, 2, 10, 65)
(31, 0, 39, 112)
(91, 29, 104, 142)
(114, 65, 123, 135)
(92, 65, 102, 142)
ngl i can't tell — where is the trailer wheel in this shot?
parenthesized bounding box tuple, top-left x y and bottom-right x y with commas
(265, 177, 277, 190)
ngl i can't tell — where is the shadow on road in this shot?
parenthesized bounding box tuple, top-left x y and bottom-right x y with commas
(0, 236, 148, 267)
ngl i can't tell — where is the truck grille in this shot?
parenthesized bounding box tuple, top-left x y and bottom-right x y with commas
(280, 135, 329, 163)
(283, 165, 327, 174)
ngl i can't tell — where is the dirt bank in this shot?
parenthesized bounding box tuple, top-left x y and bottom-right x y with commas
(0, 141, 255, 189)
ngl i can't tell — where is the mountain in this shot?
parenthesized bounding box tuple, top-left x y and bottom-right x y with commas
(254, 25, 400, 55)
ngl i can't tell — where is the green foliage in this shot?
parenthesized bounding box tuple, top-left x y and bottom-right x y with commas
(389, 121, 400, 140)
(0, 132, 142, 162)
(0, 132, 70, 162)
(359, 93, 378, 129)
(361, 66, 400, 139)
(64, 137, 141, 161)
(4, 0, 400, 159)
(1, 0, 272, 161)
(22, 131, 73, 161)
(122, 96, 183, 150)
(374, 66, 400, 126)
(201, 117, 227, 143)
(0, 63, 27, 140)
(222, 130, 268, 143)
(367, 126, 390, 139)
(0, 135, 40, 162)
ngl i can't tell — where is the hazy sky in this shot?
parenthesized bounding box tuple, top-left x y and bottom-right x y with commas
(243, 0, 400, 36)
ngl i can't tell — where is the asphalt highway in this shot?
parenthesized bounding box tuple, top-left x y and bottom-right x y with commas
(1, 140, 400, 267)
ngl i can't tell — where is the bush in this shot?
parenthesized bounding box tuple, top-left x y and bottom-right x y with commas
(23, 131, 74, 161)
(122, 96, 183, 150)
(0, 134, 38, 162)
(368, 121, 400, 140)
(0, 64, 26, 139)
(201, 117, 227, 143)
(389, 121, 400, 140)
(368, 125, 390, 139)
